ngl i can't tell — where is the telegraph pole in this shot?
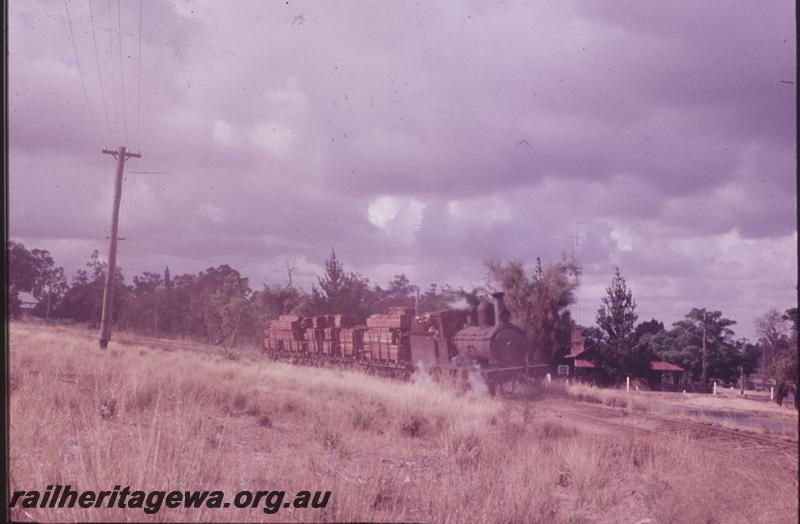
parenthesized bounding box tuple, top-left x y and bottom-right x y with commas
(701, 310, 708, 392)
(99, 146, 141, 349)
(739, 365, 745, 395)
(45, 273, 53, 322)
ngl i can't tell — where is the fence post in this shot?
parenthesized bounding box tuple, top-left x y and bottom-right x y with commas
(626, 376, 630, 392)
(713, 381, 717, 395)
(770, 386, 774, 401)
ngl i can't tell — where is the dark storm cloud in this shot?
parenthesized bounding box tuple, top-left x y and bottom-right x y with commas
(8, 0, 796, 338)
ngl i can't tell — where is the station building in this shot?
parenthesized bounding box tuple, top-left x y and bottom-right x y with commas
(558, 326, 687, 390)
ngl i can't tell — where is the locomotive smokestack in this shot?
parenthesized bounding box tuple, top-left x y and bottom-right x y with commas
(491, 292, 507, 325)
(477, 300, 493, 327)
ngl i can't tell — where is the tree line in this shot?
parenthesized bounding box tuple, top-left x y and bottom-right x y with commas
(8, 242, 471, 347)
(8, 241, 797, 406)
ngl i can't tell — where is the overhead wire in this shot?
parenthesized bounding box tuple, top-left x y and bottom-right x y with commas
(122, 243, 288, 275)
(87, 0, 116, 145)
(106, 0, 118, 144)
(136, 0, 143, 152)
(63, 0, 105, 148)
(116, 0, 129, 144)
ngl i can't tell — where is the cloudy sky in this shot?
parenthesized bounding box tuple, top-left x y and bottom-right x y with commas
(9, 0, 796, 338)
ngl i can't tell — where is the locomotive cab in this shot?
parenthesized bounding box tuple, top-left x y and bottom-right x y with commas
(408, 309, 468, 367)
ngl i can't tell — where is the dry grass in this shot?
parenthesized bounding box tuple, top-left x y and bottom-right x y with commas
(682, 389, 799, 415)
(9, 323, 798, 523)
(559, 382, 798, 438)
(560, 382, 654, 412)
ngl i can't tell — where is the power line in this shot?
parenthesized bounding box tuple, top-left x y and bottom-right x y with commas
(87, 0, 116, 145)
(116, 0, 129, 144)
(106, 0, 118, 142)
(63, 0, 105, 147)
(122, 243, 287, 275)
(136, 0, 144, 151)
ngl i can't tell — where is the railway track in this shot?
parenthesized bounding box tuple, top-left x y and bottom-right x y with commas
(115, 334, 225, 355)
(539, 399, 797, 462)
(33, 327, 227, 356)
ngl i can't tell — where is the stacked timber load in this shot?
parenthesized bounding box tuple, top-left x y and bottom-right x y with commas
(269, 315, 309, 352)
(364, 307, 414, 362)
(305, 315, 332, 355)
(332, 314, 357, 328)
(340, 326, 365, 356)
(366, 308, 414, 330)
(389, 306, 415, 318)
(306, 325, 324, 354)
(322, 326, 340, 355)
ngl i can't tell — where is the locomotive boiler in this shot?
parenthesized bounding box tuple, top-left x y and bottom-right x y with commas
(451, 292, 528, 369)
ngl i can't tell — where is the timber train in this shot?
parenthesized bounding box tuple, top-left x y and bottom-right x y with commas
(263, 292, 533, 394)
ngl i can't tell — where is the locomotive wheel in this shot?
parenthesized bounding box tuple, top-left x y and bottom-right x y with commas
(488, 382, 498, 397)
(488, 379, 516, 397)
(516, 378, 537, 398)
(500, 380, 517, 396)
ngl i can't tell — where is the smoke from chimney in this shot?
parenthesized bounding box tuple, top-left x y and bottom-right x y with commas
(491, 292, 507, 325)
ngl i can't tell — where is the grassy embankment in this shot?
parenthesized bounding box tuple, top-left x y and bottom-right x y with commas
(9, 323, 798, 523)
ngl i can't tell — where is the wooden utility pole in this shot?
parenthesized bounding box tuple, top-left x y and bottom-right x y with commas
(740, 365, 745, 395)
(45, 273, 53, 322)
(46, 292, 52, 322)
(99, 146, 141, 349)
(701, 310, 708, 392)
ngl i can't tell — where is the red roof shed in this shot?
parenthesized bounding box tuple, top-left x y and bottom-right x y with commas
(649, 361, 685, 372)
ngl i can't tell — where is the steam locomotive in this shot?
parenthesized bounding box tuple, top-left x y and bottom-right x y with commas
(263, 292, 533, 394)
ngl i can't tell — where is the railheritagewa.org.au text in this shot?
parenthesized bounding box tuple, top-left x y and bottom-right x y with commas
(10, 485, 331, 515)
